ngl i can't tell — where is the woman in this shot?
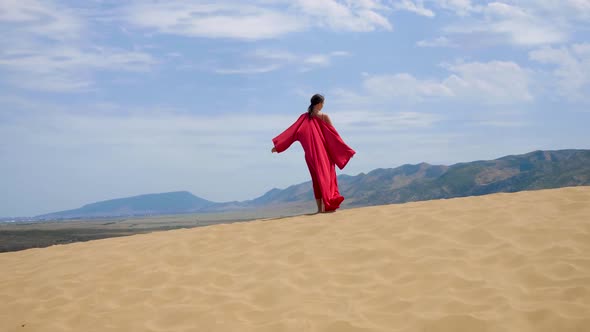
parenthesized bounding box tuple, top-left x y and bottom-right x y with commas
(271, 94, 355, 213)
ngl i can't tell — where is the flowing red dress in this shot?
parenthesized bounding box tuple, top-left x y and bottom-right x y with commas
(272, 113, 356, 211)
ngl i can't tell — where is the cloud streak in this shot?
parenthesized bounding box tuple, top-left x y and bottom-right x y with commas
(413, 1, 589, 47)
(213, 49, 351, 75)
(0, 0, 156, 92)
(393, 0, 435, 17)
(337, 60, 532, 104)
(121, 0, 394, 41)
(530, 43, 590, 101)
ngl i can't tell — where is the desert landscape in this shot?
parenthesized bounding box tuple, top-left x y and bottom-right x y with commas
(1, 186, 589, 332)
(3, 1, 590, 331)
(0, 208, 302, 253)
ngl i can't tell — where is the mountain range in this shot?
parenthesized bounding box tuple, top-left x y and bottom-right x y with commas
(37, 149, 590, 220)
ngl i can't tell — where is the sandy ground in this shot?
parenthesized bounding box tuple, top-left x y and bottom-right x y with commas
(1, 186, 589, 332)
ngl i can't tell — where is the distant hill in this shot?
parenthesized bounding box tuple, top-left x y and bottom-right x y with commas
(38, 191, 215, 219)
(340, 149, 590, 207)
(239, 149, 590, 208)
(36, 149, 590, 219)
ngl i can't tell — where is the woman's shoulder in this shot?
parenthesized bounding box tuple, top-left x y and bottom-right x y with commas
(315, 112, 332, 125)
(314, 111, 327, 119)
(318, 112, 330, 121)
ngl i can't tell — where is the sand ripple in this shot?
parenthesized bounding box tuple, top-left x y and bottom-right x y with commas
(1, 187, 590, 331)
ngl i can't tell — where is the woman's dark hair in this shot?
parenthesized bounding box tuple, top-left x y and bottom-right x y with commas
(307, 94, 325, 119)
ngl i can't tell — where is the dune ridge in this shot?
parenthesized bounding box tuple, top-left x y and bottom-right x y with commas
(1, 187, 590, 332)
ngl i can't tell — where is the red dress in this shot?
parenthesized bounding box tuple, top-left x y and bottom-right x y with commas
(272, 113, 356, 211)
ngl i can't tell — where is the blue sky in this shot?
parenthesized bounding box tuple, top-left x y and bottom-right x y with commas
(1, 0, 589, 216)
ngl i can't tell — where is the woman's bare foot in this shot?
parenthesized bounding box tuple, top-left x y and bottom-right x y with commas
(314, 199, 336, 213)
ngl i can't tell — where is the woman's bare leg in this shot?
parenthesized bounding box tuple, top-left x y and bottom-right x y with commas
(316, 199, 326, 213)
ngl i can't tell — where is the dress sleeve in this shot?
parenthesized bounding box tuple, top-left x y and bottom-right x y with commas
(272, 114, 305, 153)
(320, 121, 356, 170)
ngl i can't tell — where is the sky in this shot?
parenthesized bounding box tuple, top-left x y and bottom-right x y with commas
(1, 0, 589, 216)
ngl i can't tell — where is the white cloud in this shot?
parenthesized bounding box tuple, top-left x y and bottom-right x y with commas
(392, 0, 435, 17)
(483, 2, 568, 45)
(388, 0, 478, 17)
(0, 0, 83, 40)
(428, 0, 590, 20)
(515, 0, 590, 20)
(475, 120, 528, 128)
(331, 51, 351, 56)
(416, 36, 457, 47)
(363, 73, 453, 100)
(121, 1, 394, 40)
(304, 54, 332, 65)
(294, 0, 393, 31)
(430, 0, 477, 16)
(337, 110, 441, 131)
(343, 60, 532, 104)
(123, 2, 306, 40)
(214, 64, 282, 75)
(0, 0, 157, 92)
(442, 2, 569, 46)
(422, 1, 590, 48)
(0, 47, 155, 73)
(252, 50, 299, 62)
(529, 43, 590, 101)
(213, 49, 351, 75)
(442, 60, 533, 102)
(0, 45, 156, 92)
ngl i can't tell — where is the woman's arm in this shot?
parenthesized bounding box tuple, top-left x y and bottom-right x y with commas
(272, 114, 306, 153)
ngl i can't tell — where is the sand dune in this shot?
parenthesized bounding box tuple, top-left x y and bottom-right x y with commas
(1, 186, 590, 332)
